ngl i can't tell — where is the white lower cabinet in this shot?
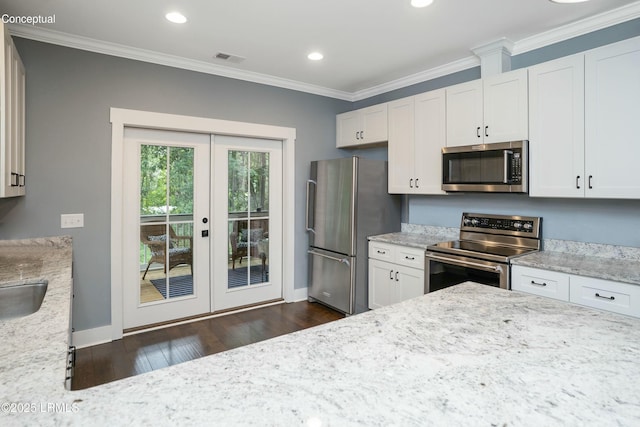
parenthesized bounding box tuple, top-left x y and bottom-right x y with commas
(368, 241, 425, 310)
(512, 265, 640, 318)
(511, 266, 569, 301)
(569, 276, 640, 319)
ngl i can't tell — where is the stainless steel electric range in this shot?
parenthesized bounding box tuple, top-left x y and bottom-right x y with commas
(425, 213, 542, 292)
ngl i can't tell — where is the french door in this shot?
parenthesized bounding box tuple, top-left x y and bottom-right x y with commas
(122, 128, 282, 329)
(212, 135, 282, 311)
(123, 128, 211, 329)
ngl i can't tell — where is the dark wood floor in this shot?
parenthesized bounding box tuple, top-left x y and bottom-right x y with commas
(72, 301, 344, 390)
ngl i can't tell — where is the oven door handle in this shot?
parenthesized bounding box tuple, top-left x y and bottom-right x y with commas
(425, 253, 503, 273)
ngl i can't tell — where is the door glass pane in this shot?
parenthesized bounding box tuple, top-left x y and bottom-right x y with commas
(139, 144, 194, 303)
(228, 150, 270, 288)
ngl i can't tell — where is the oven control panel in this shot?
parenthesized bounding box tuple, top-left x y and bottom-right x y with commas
(462, 215, 536, 233)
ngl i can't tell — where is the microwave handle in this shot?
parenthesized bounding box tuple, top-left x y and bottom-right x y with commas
(503, 150, 513, 184)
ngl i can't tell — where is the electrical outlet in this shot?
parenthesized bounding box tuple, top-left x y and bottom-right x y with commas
(61, 213, 84, 229)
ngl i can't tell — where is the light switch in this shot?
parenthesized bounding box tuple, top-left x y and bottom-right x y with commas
(61, 213, 84, 229)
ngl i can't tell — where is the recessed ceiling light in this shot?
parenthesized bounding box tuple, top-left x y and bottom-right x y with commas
(549, 0, 589, 3)
(307, 52, 324, 61)
(411, 0, 434, 8)
(165, 12, 187, 24)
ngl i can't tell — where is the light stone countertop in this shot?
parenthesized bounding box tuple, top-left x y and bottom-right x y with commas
(3, 274, 640, 425)
(511, 250, 640, 286)
(368, 231, 444, 250)
(0, 236, 73, 424)
(368, 224, 459, 250)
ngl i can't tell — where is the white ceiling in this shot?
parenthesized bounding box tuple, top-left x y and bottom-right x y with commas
(1, 0, 640, 100)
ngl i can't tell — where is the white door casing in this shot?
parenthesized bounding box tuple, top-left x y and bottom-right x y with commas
(110, 108, 296, 340)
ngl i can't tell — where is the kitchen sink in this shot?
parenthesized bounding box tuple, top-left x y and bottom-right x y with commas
(0, 281, 48, 321)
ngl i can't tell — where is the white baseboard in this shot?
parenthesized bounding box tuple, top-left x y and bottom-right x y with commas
(72, 325, 113, 349)
(73, 288, 309, 348)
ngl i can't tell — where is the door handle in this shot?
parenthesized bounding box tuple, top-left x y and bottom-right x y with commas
(201, 230, 209, 237)
(308, 250, 350, 267)
(503, 150, 513, 184)
(485, 125, 489, 138)
(409, 178, 413, 188)
(425, 253, 502, 273)
(305, 179, 316, 234)
(476, 127, 481, 138)
(588, 175, 593, 189)
(576, 176, 580, 189)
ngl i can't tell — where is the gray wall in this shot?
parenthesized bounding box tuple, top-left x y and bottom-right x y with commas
(0, 39, 361, 331)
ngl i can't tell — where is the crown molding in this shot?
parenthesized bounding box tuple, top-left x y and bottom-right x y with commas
(512, 1, 640, 55)
(8, 24, 354, 101)
(8, 1, 640, 103)
(351, 56, 479, 101)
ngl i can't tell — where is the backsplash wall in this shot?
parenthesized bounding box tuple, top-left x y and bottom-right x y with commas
(409, 195, 640, 248)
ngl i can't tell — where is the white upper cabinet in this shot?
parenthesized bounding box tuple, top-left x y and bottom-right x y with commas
(336, 103, 388, 148)
(0, 22, 26, 198)
(529, 36, 640, 199)
(529, 54, 585, 198)
(584, 36, 640, 199)
(387, 89, 446, 195)
(445, 79, 483, 147)
(446, 68, 528, 147)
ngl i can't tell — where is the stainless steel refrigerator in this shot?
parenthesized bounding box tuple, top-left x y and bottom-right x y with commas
(306, 157, 401, 314)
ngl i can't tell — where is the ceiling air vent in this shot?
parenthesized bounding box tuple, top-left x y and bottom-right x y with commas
(214, 52, 246, 64)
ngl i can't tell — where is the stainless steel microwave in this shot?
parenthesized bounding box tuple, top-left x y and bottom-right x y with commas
(442, 140, 528, 193)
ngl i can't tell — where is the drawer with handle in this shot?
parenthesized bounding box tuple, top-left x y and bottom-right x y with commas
(569, 276, 640, 318)
(395, 246, 425, 269)
(369, 242, 395, 262)
(511, 266, 569, 301)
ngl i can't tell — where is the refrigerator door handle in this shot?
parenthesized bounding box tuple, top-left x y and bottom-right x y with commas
(307, 249, 350, 267)
(305, 179, 317, 234)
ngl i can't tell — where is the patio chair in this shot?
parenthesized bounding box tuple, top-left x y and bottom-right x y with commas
(140, 224, 193, 279)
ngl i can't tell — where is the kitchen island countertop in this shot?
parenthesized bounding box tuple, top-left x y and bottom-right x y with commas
(3, 275, 640, 425)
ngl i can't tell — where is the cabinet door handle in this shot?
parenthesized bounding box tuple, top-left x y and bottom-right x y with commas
(19, 174, 25, 187)
(361, 130, 364, 140)
(376, 250, 386, 255)
(476, 126, 481, 138)
(588, 175, 593, 189)
(595, 292, 615, 301)
(389, 270, 394, 280)
(395, 271, 399, 282)
(485, 125, 489, 138)
(530, 280, 547, 287)
(576, 176, 580, 189)
(356, 131, 360, 140)
(409, 178, 413, 188)
(415, 178, 419, 188)
(405, 256, 415, 261)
